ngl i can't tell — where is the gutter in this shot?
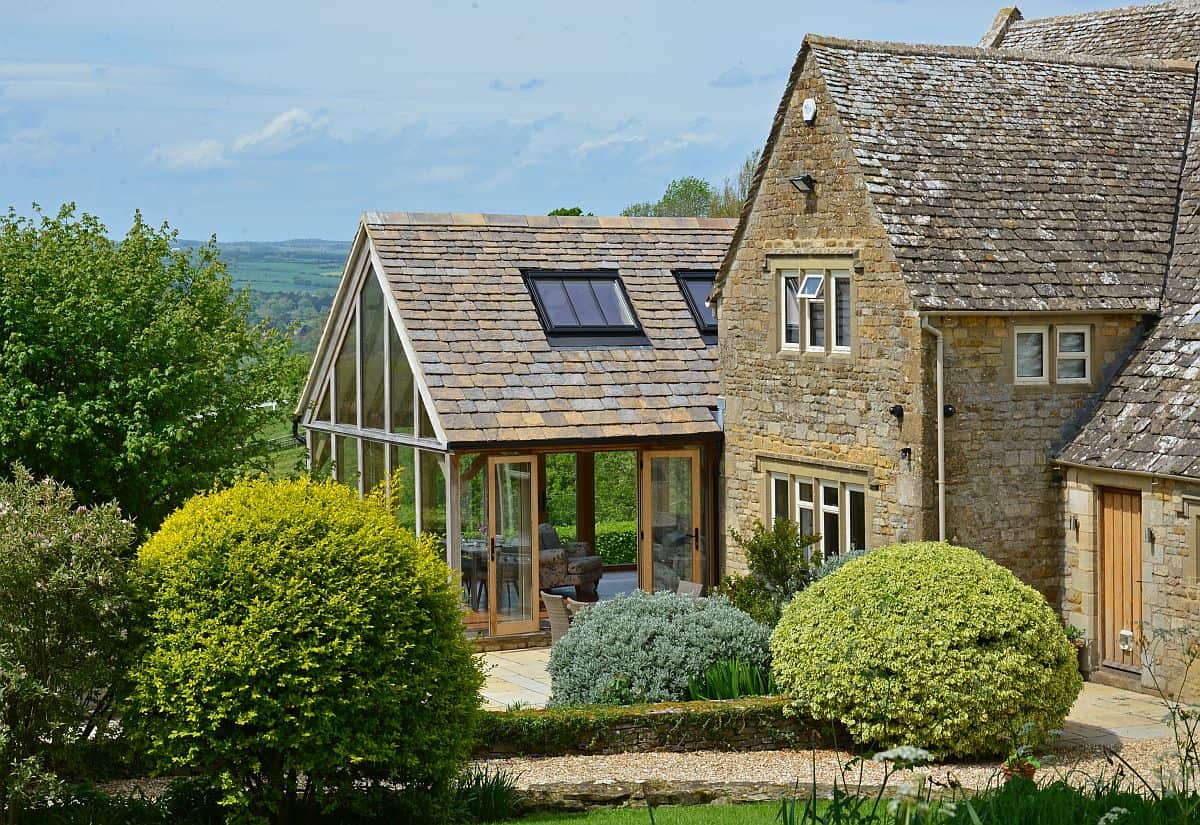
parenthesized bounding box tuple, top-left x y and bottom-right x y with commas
(921, 315, 946, 542)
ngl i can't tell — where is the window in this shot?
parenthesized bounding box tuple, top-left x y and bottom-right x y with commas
(1014, 326, 1048, 384)
(771, 474, 790, 523)
(763, 470, 868, 558)
(1056, 326, 1091, 383)
(777, 264, 853, 355)
(1014, 324, 1091, 385)
(525, 272, 640, 335)
(676, 271, 718, 336)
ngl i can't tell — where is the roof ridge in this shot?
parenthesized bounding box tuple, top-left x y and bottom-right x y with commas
(362, 211, 738, 230)
(1012, 0, 1197, 29)
(805, 32, 1197, 72)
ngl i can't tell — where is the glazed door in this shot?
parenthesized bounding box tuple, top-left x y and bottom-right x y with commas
(1100, 487, 1143, 672)
(487, 456, 540, 636)
(639, 449, 702, 593)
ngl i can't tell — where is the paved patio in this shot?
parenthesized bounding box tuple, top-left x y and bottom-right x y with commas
(481, 649, 1174, 747)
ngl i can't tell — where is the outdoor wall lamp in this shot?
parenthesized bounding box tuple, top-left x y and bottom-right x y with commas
(889, 404, 904, 422)
(788, 173, 815, 193)
(942, 403, 956, 418)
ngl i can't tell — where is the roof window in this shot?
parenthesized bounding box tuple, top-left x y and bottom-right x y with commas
(525, 271, 641, 336)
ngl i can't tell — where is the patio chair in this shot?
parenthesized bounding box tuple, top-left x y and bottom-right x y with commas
(541, 591, 572, 643)
(565, 596, 591, 617)
(538, 523, 603, 601)
(676, 579, 704, 598)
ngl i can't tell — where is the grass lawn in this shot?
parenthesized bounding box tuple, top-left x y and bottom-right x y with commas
(523, 802, 782, 824)
(261, 416, 306, 479)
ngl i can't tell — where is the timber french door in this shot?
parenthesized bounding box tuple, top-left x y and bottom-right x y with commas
(487, 456, 540, 636)
(1099, 487, 1143, 672)
(638, 449, 702, 592)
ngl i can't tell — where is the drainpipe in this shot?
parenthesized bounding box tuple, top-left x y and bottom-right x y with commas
(921, 316, 946, 542)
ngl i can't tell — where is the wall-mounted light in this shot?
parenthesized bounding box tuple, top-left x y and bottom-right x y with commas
(788, 173, 815, 193)
(1146, 527, 1156, 544)
(942, 403, 956, 418)
(900, 447, 912, 463)
(889, 404, 904, 423)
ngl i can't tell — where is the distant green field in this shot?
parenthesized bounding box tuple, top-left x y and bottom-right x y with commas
(176, 238, 349, 295)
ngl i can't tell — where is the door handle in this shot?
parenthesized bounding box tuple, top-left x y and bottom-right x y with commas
(490, 536, 497, 563)
(693, 528, 700, 552)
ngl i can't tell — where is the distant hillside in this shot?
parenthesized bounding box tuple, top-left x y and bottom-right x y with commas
(175, 238, 350, 356)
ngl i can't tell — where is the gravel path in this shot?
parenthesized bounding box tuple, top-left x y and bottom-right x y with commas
(479, 737, 1180, 793)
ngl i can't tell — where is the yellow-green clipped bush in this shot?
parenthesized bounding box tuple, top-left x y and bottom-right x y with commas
(771, 542, 1081, 758)
(128, 477, 483, 821)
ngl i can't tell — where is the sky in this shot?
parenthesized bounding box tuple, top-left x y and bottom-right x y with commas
(1, 0, 1146, 241)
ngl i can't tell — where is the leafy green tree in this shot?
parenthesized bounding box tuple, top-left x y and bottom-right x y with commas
(0, 466, 135, 821)
(548, 207, 592, 216)
(621, 151, 761, 219)
(0, 204, 304, 531)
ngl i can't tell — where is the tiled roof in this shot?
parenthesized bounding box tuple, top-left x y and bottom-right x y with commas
(1059, 79, 1200, 480)
(808, 36, 1194, 313)
(363, 213, 734, 447)
(992, 2, 1200, 58)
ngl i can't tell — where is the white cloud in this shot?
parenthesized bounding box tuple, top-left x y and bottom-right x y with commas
(417, 163, 470, 183)
(231, 107, 317, 153)
(574, 132, 644, 156)
(151, 108, 322, 171)
(151, 138, 228, 171)
(640, 131, 718, 162)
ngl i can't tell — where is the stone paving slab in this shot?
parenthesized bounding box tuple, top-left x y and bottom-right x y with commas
(481, 648, 1175, 750)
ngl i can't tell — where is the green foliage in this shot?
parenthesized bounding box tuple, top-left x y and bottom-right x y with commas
(720, 517, 820, 626)
(453, 765, 524, 823)
(771, 542, 1082, 758)
(547, 207, 592, 217)
(709, 149, 761, 218)
(475, 696, 810, 758)
(127, 477, 483, 823)
(0, 204, 304, 531)
(622, 176, 714, 218)
(548, 592, 771, 706)
(715, 574, 780, 626)
(557, 521, 637, 566)
(946, 778, 1191, 824)
(543, 451, 637, 533)
(814, 548, 868, 580)
(0, 466, 135, 821)
(687, 659, 777, 701)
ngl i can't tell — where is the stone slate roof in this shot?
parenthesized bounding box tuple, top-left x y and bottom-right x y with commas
(808, 36, 1194, 313)
(363, 212, 734, 447)
(1059, 78, 1200, 480)
(990, 2, 1200, 58)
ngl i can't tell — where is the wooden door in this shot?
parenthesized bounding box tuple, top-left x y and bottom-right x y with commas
(1100, 487, 1143, 672)
(487, 456, 540, 636)
(638, 449, 702, 592)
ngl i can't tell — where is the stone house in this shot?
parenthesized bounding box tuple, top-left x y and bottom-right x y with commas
(296, 2, 1199, 692)
(714, 2, 1200, 693)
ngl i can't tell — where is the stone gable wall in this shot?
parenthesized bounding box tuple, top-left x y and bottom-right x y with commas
(718, 51, 933, 574)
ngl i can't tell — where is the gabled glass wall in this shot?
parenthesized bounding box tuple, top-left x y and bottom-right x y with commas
(303, 267, 449, 543)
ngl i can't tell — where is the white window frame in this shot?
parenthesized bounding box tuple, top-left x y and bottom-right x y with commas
(844, 483, 866, 553)
(831, 272, 852, 353)
(780, 272, 801, 352)
(805, 277, 826, 353)
(1055, 325, 1091, 384)
(795, 479, 816, 540)
(1014, 325, 1050, 385)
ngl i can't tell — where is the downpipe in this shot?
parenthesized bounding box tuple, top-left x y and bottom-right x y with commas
(921, 316, 946, 542)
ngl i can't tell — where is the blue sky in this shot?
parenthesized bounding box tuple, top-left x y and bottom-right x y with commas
(2, 0, 1140, 240)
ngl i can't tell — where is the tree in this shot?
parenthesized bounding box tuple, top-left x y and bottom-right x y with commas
(620, 150, 761, 219)
(0, 205, 304, 531)
(548, 206, 592, 216)
(710, 148, 761, 218)
(0, 466, 135, 820)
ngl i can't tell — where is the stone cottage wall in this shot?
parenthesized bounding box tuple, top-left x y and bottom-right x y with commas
(1063, 467, 1200, 699)
(937, 314, 1145, 605)
(718, 51, 933, 574)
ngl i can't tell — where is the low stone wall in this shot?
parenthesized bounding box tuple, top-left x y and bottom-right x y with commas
(474, 696, 830, 758)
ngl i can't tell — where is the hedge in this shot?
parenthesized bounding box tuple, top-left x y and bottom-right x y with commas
(474, 697, 830, 757)
(556, 521, 637, 566)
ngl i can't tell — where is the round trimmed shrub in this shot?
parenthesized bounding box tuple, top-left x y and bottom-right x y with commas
(771, 542, 1081, 758)
(128, 477, 483, 821)
(548, 591, 771, 705)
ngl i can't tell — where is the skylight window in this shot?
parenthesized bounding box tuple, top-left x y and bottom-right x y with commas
(676, 271, 718, 336)
(525, 272, 640, 335)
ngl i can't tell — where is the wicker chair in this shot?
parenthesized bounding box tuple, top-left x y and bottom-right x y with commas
(541, 591, 572, 643)
(676, 579, 704, 598)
